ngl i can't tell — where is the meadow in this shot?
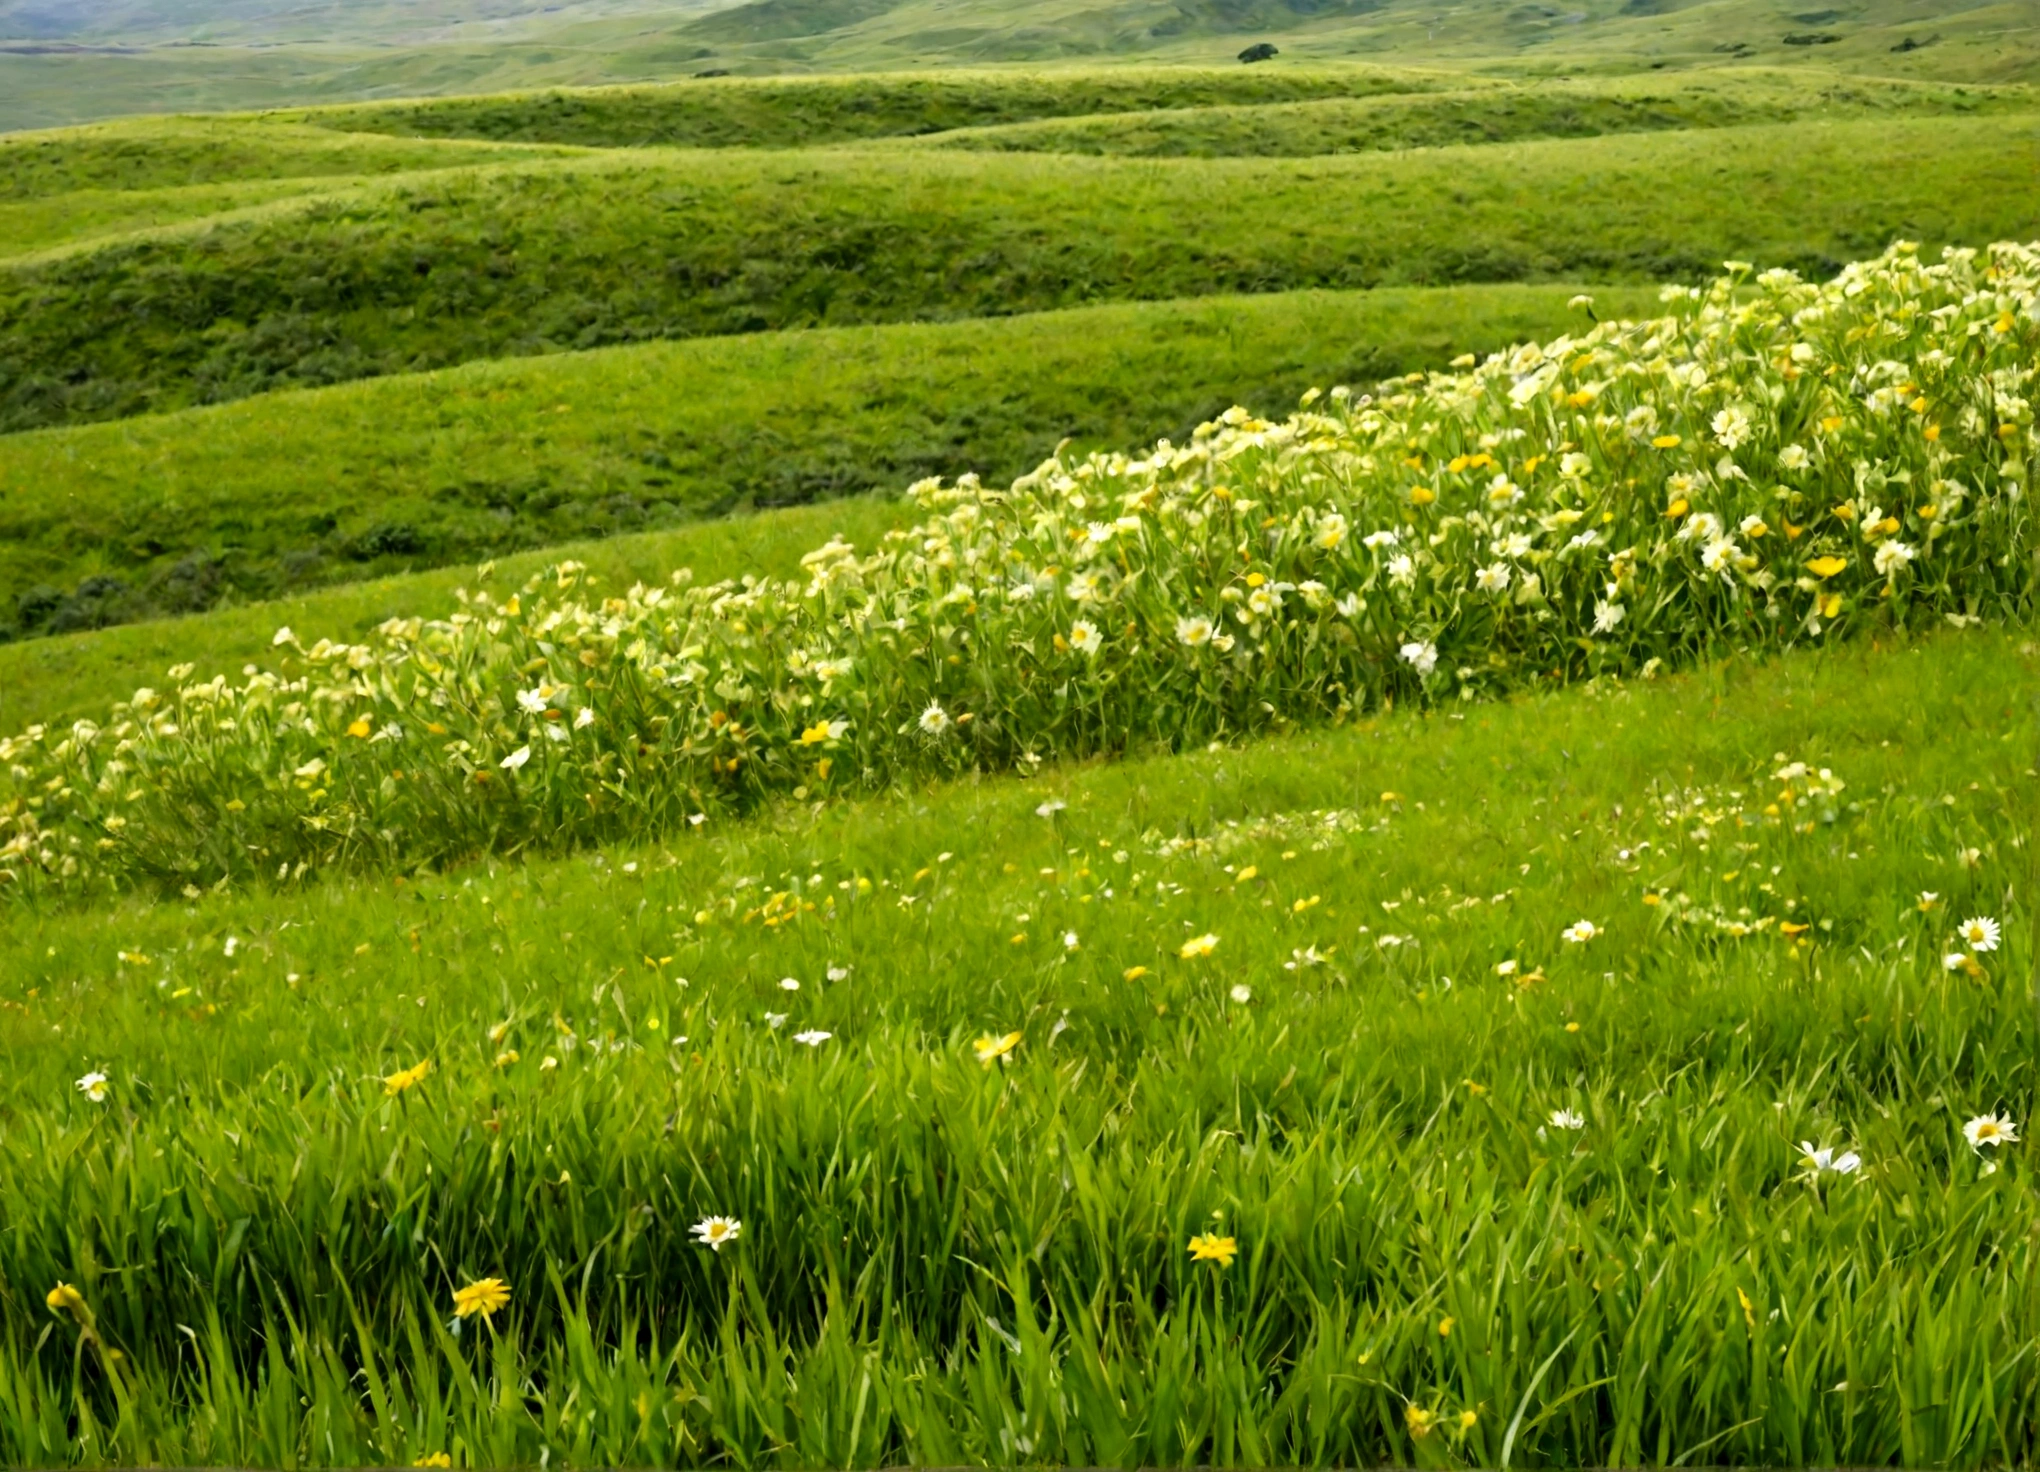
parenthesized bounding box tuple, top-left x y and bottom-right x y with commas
(0, 282, 1664, 638)
(1, 23, 2038, 1466)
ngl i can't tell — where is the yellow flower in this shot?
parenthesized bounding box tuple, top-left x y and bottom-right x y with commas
(1818, 593, 1843, 619)
(1122, 965, 1149, 981)
(1408, 487, 1436, 507)
(1187, 1232, 1238, 1267)
(1178, 933, 1220, 959)
(413, 1455, 452, 1468)
(45, 1283, 85, 1315)
(1457, 1410, 1479, 1433)
(346, 718, 372, 739)
(383, 1059, 432, 1096)
(1406, 1405, 1438, 1439)
(452, 1277, 510, 1321)
(974, 1031, 1022, 1066)
(1664, 498, 1689, 519)
(1438, 1315, 1456, 1336)
(1651, 434, 1683, 449)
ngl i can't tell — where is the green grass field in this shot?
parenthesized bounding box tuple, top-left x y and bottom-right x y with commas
(4, 112, 2037, 437)
(1, 28, 2038, 1466)
(0, 281, 1664, 639)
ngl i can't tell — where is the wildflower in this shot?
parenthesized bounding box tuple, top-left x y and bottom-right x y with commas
(1592, 599, 1625, 634)
(916, 702, 952, 736)
(1386, 553, 1416, 586)
(1965, 1113, 2018, 1150)
(1362, 528, 1399, 549)
(974, 1031, 1022, 1066)
(1549, 1108, 1584, 1130)
(1778, 443, 1810, 470)
(1406, 1406, 1438, 1440)
(1123, 965, 1149, 981)
(1063, 931, 1080, 951)
(1711, 406, 1751, 450)
(1229, 984, 1252, 1004)
(74, 1072, 109, 1103)
(691, 1216, 741, 1250)
(573, 705, 596, 729)
(1561, 919, 1599, 944)
(1069, 620, 1102, 655)
(1798, 1142, 1861, 1176)
(1187, 1232, 1238, 1267)
(779, 977, 800, 991)
(452, 1277, 510, 1321)
(516, 687, 548, 715)
(414, 1456, 452, 1468)
(383, 1059, 431, 1096)
(1944, 951, 1971, 972)
(1399, 641, 1438, 676)
(799, 719, 847, 745)
(1960, 916, 2001, 952)
(1176, 616, 1214, 647)
(1316, 514, 1349, 549)
(1494, 960, 1518, 977)
(792, 1030, 832, 1047)
(1036, 799, 1066, 817)
(1701, 536, 1741, 573)
(1873, 540, 1915, 576)
(1179, 933, 1220, 959)
(1475, 563, 1511, 594)
(1918, 891, 1940, 912)
(764, 1012, 787, 1029)
(500, 746, 530, 772)
(1806, 556, 1849, 578)
(827, 965, 850, 981)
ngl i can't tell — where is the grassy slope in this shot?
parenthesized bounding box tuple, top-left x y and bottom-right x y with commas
(3, 112, 2035, 432)
(0, 281, 1660, 638)
(930, 74, 2035, 155)
(0, 495, 919, 732)
(293, 64, 1462, 147)
(0, 624, 2031, 1462)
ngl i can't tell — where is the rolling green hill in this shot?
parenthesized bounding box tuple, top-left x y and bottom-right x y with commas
(4, 112, 2035, 435)
(0, 281, 1656, 639)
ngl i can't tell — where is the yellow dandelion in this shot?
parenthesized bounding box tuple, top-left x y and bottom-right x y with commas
(383, 1059, 432, 1096)
(1187, 1232, 1238, 1267)
(1179, 933, 1219, 959)
(452, 1277, 510, 1321)
(974, 1031, 1022, 1066)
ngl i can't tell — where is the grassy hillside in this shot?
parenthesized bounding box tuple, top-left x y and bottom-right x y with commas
(931, 74, 2035, 156)
(0, 617, 2031, 1463)
(0, 281, 1658, 639)
(295, 64, 1460, 148)
(3, 112, 2035, 432)
(0, 495, 919, 732)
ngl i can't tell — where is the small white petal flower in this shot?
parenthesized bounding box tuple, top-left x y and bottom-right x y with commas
(1960, 916, 2001, 952)
(792, 1030, 832, 1047)
(1561, 919, 1599, 944)
(500, 746, 531, 771)
(691, 1216, 741, 1250)
(75, 1072, 109, 1103)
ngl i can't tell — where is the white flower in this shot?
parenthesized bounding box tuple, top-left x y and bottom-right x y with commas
(1069, 620, 1102, 655)
(1559, 451, 1592, 478)
(1561, 919, 1599, 944)
(1960, 916, 2001, 952)
(1701, 536, 1741, 573)
(1399, 641, 1438, 676)
(691, 1216, 741, 1250)
(1386, 554, 1416, 587)
(1063, 931, 1080, 951)
(826, 965, 850, 982)
(1494, 959, 1518, 977)
(1592, 599, 1626, 633)
(1036, 799, 1067, 818)
(1944, 952, 1972, 972)
(764, 1012, 787, 1029)
(1316, 514, 1349, 549)
(1678, 511, 1722, 543)
(779, 977, 800, 991)
(1799, 1141, 1861, 1175)
(1778, 443, 1810, 470)
(1549, 1108, 1584, 1130)
(1362, 528, 1399, 549)
(792, 1030, 832, 1047)
(1711, 406, 1751, 450)
(918, 703, 952, 736)
(1964, 1113, 2018, 1150)
(1176, 616, 1214, 647)
(1500, 532, 1534, 558)
(500, 746, 531, 771)
(1873, 540, 1915, 576)
(1475, 562, 1512, 594)
(223, 936, 239, 957)
(574, 706, 596, 729)
(75, 1071, 109, 1103)
(271, 626, 296, 646)
(516, 687, 548, 715)
(1229, 984, 1252, 1004)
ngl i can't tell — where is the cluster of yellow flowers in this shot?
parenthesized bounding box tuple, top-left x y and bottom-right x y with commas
(1, 241, 2031, 895)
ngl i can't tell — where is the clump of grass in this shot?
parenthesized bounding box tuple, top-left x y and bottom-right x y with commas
(2, 240, 2029, 897)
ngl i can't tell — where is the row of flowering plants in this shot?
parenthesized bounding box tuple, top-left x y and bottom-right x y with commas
(2, 240, 2033, 897)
